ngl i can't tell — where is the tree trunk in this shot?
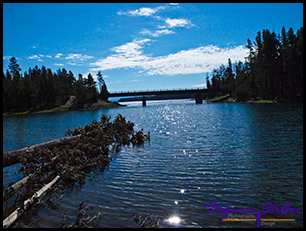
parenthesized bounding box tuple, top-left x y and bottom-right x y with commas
(3, 175, 60, 228)
(3, 135, 81, 167)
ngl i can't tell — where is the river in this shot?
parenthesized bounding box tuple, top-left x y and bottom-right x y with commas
(3, 100, 303, 228)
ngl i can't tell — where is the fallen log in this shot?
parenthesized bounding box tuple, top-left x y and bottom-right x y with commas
(3, 156, 58, 202)
(3, 175, 30, 202)
(3, 134, 81, 168)
(3, 175, 60, 228)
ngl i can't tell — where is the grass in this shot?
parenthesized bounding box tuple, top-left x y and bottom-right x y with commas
(254, 99, 276, 103)
(3, 107, 65, 117)
(212, 94, 230, 101)
(206, 94, 230, 102)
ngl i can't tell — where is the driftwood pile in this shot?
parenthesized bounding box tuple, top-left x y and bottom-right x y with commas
(133, 213, 162, 228)
(62, 202, 101, 228)
(3, 114, 150, 228)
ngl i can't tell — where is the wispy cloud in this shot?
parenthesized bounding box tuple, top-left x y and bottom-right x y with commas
(90, 39, 151, 71)
(139, 28, 174, 37)
(164, 18, 193, 28)
(90, 40, 249, 76)
(67, 62, 77, 66)
(65, 53, 93, 60)
(191, 83, 207, 88)
(118, 4, 193, 41)
(52, 53, 94, 66)
(118, 6, 165, 17)
(3, 55, 11, 60)
(55, 53, 63, 59)
(27, 54, 44, 61)
(54, 63, 64, 66)
(141, 45, 248, 75)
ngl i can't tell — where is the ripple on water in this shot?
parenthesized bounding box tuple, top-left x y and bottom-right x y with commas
(3, 101, 303, 228)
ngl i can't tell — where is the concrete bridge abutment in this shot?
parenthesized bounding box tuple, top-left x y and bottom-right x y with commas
(142, 96, 146, 107)
(195, 93, 203, 104)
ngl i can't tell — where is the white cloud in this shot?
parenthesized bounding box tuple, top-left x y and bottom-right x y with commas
(65, 53, 93, 60)
(139, 28, 174, 37)
(27, 55, 38, 59)
(191, 83, 207, 88)
(165, 18, 192, 28)
(90, 39, 249, 76)
(118, 6, 165, 17)
(129, 7, 156, 16)
(55, 53, 63, 58)
(27, 55, 43, 61)
(90, 39, 151, 71)
(46, 55, 52, 58)
(3, 55, 11, 60)
(54, 63, 64, 66)
(143, 45, 248, 75)
(169, 3, 179, 5)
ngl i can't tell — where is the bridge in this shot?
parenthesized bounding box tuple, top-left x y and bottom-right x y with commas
(107, 88, 224, 106)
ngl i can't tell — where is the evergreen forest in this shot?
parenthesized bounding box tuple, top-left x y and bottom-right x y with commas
(206, 26, 303, 102)
(3, 59, 109, 113)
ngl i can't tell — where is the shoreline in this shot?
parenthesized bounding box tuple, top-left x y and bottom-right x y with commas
(204, 94, 288, 104)
(3, 100, 125, 117)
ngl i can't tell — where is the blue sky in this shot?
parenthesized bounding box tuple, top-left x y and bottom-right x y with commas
(3, 3, 303, 92)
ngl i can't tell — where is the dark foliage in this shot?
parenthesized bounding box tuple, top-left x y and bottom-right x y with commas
(206, 26, 303, 102)
(97, 71, 109, 101)
(3, 60, 109, 113)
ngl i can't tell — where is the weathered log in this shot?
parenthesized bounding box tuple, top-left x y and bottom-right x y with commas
(3, 175, 60, 228)
(3, 175, 29, 202)
(3, 134, 81, 167)
(3, 156, 58, 202)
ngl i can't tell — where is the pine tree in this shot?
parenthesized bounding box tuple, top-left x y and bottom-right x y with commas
(8, 57, 21, 77)
(85, 73, 98, 104)
(97, 71, 109, 101)
(8, 57, 25, 111)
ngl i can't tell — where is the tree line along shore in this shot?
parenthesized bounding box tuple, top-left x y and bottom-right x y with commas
(206, 26, 303, 103)
(3, 59, 114, 116)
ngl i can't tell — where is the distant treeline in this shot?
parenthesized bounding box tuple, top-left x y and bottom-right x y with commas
(3, 59, 109, 113)
(206, 26, 303, 101)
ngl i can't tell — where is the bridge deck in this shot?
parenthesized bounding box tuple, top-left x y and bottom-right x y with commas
(108, 88, 219, 97)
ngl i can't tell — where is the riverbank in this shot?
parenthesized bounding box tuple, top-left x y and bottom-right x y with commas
(3, 99, 125, 117)
(205, 94, 279, 103)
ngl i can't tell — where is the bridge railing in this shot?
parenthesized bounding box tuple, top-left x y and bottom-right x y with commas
(110, 87, 206, 94)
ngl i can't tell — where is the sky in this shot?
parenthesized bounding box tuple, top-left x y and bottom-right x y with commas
(3, 3, 303, 92)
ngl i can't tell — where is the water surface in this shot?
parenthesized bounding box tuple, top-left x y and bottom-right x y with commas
(3, 100, 303, 228)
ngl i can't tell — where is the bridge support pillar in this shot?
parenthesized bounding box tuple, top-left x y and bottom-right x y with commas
(142, 96, 146, 107)
(195, 93, 203, 104)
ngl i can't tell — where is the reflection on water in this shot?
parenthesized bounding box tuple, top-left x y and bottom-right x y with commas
(3, 100, 303, 228)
